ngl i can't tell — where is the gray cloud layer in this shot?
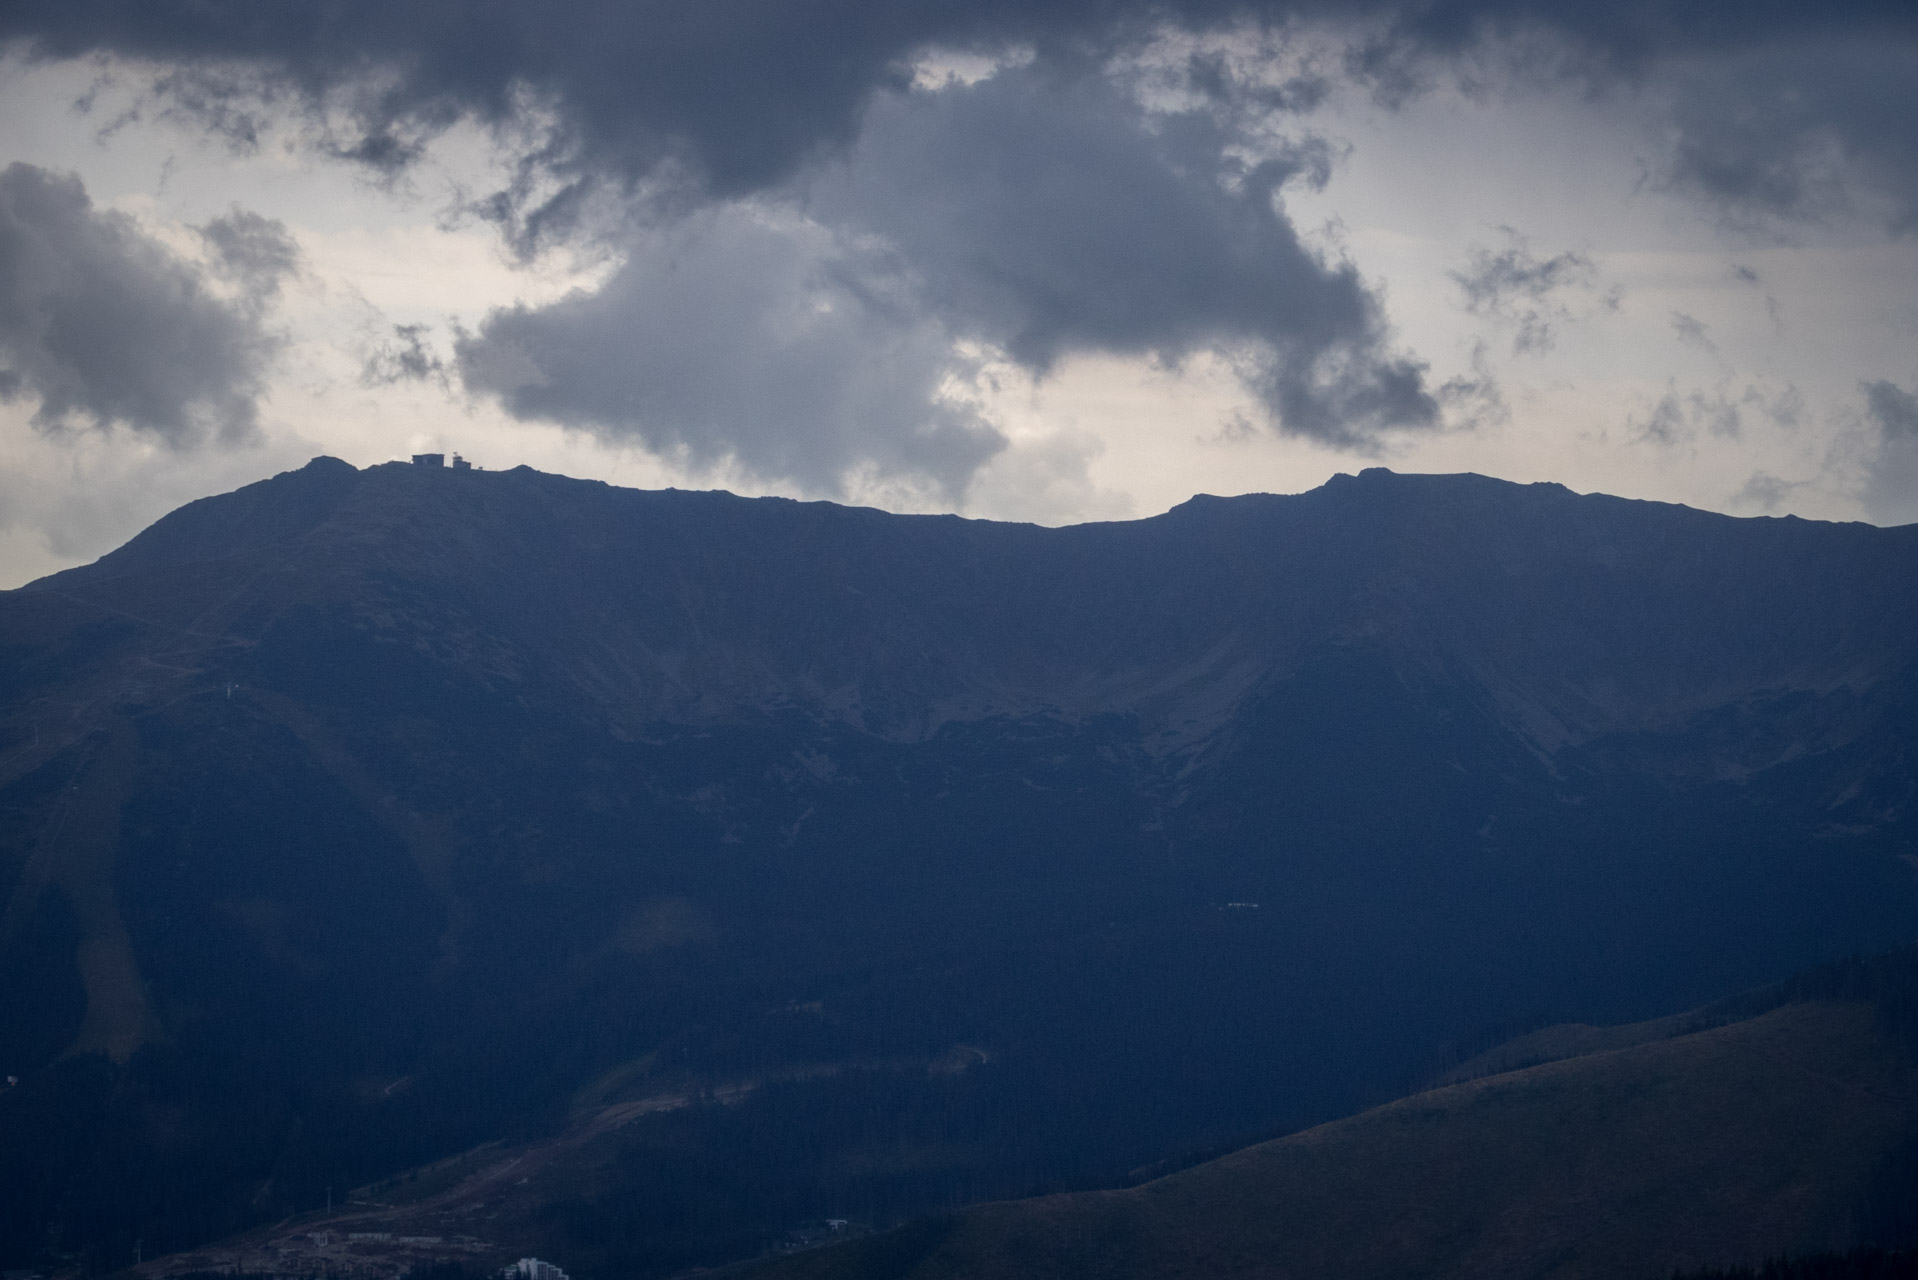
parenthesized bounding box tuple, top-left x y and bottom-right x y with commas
(829, 68, 1432, 444)
(0, 163, 286, 446)
(454, 65, 1437, 489)
(457, 209, 1004, 497)
(5, 1, 1913, 232)
(1658, 43, 1918, 233)
(3, 0, 1913, 492)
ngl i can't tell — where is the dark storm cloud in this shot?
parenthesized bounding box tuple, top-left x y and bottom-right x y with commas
(6, 1, 1914, 230)
(823, 67, 1434, 446)
(0, 163, 278, 446)
(5, 0, 1912, 488)
(1655, 43, 1918, 234)
(1451, 228, 1601, 356)
(456, 66, 1437, 479)
(456, 209, 1005, 497)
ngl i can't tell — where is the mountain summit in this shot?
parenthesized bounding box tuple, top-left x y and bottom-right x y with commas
(3, 460, 1915, 1275)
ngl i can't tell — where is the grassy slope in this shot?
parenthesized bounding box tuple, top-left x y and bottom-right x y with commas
(750, 999, 1918, 1280)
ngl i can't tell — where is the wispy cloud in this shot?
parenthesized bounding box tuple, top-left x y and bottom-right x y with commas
(1452, 227, 1608, 356)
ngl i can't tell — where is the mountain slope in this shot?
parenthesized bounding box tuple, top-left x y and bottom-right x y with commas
(2, 459, 1916, 1275)
(746, 973, 1918, 1280)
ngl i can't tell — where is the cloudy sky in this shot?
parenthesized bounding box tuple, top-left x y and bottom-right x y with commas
(0, 1, 1914, 586)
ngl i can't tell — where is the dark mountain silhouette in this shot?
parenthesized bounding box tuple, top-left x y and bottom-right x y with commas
(1, 459, 1915, 1276)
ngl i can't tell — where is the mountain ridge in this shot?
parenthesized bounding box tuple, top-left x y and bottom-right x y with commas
(17, 458, 1917, 754)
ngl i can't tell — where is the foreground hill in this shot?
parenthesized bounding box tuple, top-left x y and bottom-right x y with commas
(745, 954, 1918, 1280)
(2, 460, 1916, 1274)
